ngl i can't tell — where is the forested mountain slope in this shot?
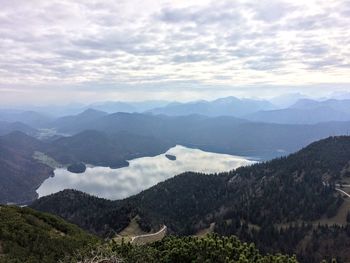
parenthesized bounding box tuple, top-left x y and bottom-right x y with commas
(0, 132, 53, 204)
(31, 136, 350, 262)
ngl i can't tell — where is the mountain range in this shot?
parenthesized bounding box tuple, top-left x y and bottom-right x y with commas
(246, 99, 350, 124)
(2, 105, 350, 204)
(146, 96, 275, 117)
(3, 97, 350, 128)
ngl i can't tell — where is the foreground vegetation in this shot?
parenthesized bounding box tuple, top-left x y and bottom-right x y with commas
(0, 205, 299, 263)
(0, 206, 98, 263)
(65, 235, 299, 263)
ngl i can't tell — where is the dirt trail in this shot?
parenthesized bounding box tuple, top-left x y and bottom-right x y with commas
(131, 225, 167, 245)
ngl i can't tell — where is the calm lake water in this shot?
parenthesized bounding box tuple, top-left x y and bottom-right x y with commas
(36, 145, 255, 200)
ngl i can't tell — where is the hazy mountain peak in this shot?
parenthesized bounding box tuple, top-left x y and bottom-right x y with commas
(79, 108, 107, 117)
(213, 96, 240, 104)
(289, 99, 321, 109)
(147, 96, 274, 117)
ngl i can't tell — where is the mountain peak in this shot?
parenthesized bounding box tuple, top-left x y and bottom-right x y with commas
(79, 108, 107, 116)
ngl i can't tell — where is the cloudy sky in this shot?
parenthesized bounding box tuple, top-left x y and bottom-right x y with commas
(1, 0, 349, 105)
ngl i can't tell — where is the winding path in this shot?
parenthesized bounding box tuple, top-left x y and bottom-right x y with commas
(131, 225, 167, 245)
(335, 188, 350, 198)
(323, 181, 350, 198)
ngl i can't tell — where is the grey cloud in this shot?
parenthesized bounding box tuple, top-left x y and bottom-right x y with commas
(245, 56, 283, 71)
(57, 49, 105, 61)
(283, 13, 345, 31)
(248, 0, 296, 22)
(298, 44, 329, 56)
(158, 3, 243, 26)
(306, 57, 349, 70)
(172, 54, 212, 63)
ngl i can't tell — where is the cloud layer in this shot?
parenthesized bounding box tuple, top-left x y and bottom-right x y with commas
(0, 0, 349, 104)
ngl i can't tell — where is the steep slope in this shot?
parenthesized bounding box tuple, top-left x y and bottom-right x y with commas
(30, 189, 133, 236)
(0, 205, 98, 263)
(0, 132, 53, 204)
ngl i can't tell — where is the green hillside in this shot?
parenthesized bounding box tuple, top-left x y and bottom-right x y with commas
(0, 205, 298, 263)
(0, 205, 98, 263)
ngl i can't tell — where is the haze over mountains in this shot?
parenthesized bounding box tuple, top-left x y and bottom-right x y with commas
(146, 97, 275, 117)
(1, 95, 350, 205)
(246, 99, 350, 124)
(2, 95, 350, 128)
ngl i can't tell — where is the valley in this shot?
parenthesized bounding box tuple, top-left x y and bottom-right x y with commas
(2, 0, 350, 261)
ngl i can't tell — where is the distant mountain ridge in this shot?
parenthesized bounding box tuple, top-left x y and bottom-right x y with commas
(246, 98, 350, 124)
(146, 96, 275, 117)
(245, 106, 350, 124)
(0, 121, 37, 136)
(290, 98, 350, 114)
(51, 108, 108, 132)
(0, 109, 53, 128)
(50, 110, 350, 159)
(3, 97, 350, 127)
(88, 100, 170, 113)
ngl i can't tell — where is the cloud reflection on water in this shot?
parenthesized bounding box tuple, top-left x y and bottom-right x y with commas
(37, 145, 254, 200)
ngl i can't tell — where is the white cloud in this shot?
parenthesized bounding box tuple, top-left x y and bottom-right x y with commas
(0, 0, 349, 105)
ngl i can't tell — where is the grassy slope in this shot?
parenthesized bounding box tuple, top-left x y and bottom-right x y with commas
(0, 205, 99, 263)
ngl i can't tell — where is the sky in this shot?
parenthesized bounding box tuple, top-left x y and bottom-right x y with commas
(0, 0, 350, 105)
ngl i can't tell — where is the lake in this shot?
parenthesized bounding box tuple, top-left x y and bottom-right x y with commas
(36, 145, 255, 200)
